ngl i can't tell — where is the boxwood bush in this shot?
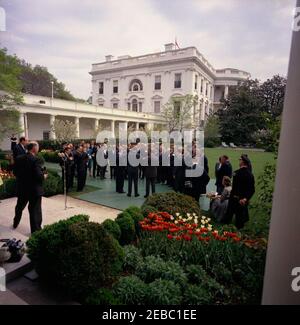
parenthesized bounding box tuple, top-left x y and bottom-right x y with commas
(142, 192, 201, 217)
(0, 177, 16, 199)
(27, 215, 124, 299)
(116, 215, 136, 245)
(101, 219, 121, 241)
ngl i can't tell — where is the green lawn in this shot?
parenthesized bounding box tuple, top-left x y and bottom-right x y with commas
(205, 148, 275, 181)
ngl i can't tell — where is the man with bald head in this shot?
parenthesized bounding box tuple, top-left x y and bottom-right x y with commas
(13, 141, 47, 234)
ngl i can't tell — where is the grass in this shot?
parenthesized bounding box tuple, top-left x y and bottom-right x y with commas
(205, 148, 275, 181)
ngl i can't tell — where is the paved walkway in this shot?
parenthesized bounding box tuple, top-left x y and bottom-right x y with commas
(0, 195, 120, 238)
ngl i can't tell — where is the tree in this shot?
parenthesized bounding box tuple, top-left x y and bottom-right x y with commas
(19, 63, 76, 101)
(52, 119, 77, 142)
(259, 75, 286, 118)
(0, 48, 23, 142)
(162, 95, 199, 132)
(217, 79, 265, 145)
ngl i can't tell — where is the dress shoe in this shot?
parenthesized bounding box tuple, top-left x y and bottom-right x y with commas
(135, 194, 140, 197)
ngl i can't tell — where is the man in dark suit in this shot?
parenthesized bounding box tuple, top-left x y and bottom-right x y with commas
(127, 143, 140, 197)
(74, 145, 88, 192)
(216, 155, 233, 194)
(144, 148, 157, 198)
(13, 137, 28, 161)
(223, 155, 255, 229)
(13, 142, 46, 233)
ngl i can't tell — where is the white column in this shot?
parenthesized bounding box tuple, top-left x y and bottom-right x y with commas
(136, 122, 140, 130)
(111, 120, 115, 135)
(94, 119, 99, 132)
(75, 117, 80, 138)
(19, 112, 25, 137)
(224, 85, 229, 99)
(24, 113, 29, 138)
(200, 101, 205, 122)
(49, 115, 56, 140)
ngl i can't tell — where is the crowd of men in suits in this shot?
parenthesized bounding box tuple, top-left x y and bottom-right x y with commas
(9, 135, 255, 234)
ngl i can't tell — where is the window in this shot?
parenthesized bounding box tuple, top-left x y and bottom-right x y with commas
(154, 101, 161, 113)
(139, 102, 143, 112)
(174, 73, 182, 89)
(195, 75, 198, 90)
(174, 101, 181, 115)
(129, 79, 143, 92)
(113, 80, 118, 94)
(132, 99, 138, 112)
(205, 83, 208, 96)
(99, 103, 104, 107)
(113, 103, 118, 109)
(99, 82, 104, 94)
(154, 75, 161, 90)
(200, 79, 203, 93)
(43, 131, 50, 141)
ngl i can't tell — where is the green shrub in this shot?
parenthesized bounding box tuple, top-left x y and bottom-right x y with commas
(116, 215, 136, 245)
(85, 288, 121, 305)
(136, 255, 187, 287)
(102, 219, 121, 241)
(141, 205, 158, 217)
(124, 206, 144, 235)
(43, 170, 63, 197)
(146, 279, 182, 305)
(204, 137, 220, 148)
(0, 150, 6, 160)
(0, 159, 10, 171)
(113, 275, 147, 305)
(142, 192, 201, 217)
(123, 245, 143, 271)
(27, 215, 124, 299)
(0, 177, 16, 199)
(183, 284, 212, 305)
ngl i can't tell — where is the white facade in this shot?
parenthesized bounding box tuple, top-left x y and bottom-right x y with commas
(0, 94, 165, 150)
(90, 43, 250, 121)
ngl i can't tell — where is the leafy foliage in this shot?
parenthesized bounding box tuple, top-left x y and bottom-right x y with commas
(102, 219, 121, 241)
(27, 216, 124, 299)
(142, 192, 201, 217)
(123, 245, 143, 271)
(113, 275, 147, 305)
(116, 215, 136, 245)
(146, 279, 182, 305)
(85, 288, 121, 305)
(136, 255, 187, 287)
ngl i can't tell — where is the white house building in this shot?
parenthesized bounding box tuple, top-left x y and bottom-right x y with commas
(0, 44, 250, 151)
(90, 43, 250, 122)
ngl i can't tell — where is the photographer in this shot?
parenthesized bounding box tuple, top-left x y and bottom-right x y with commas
(13, 141, 47, 234)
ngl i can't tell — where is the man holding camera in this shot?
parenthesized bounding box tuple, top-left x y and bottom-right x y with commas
(13, 141, 47, 234)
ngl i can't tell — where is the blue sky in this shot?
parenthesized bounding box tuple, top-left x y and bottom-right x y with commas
(0, 0, 296, 99)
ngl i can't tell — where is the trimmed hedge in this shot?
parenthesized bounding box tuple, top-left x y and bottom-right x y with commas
(116, 216, 136, 245)
(27, 215, 124, 299)
(101, 219, 121, 241)
(142, 192, 201, 217)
